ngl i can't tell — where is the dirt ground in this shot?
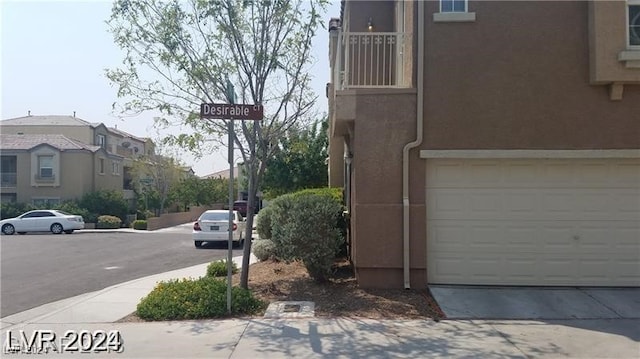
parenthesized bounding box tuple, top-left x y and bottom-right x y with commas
(235, 258, 444, 319)
(119, 258, 445, 321)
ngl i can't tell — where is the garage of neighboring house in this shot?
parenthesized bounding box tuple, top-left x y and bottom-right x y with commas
(424, 156, 640, 287)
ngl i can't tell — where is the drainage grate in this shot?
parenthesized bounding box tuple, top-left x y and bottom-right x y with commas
(264, 301, 315, 318)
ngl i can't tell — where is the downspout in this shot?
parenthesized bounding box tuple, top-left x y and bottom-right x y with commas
(402, 0, 425, 289)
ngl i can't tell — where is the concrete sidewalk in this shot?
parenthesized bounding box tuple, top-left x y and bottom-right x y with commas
(77, 222, 194, 234)
(2, 248, 639, 358)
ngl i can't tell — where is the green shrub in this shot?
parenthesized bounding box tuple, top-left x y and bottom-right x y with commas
(136, 277, 265, 320)
(252, 239, 276, 261)
(80, 190, 128, 223)
(97, 215, 122, 229)
(290, 187, 343, 203)
(256, 205, 273, 239)
(0, 202, 35, 220)
(270, 190, 344, 281)
(206, 260, 238, 277)
(55, 201, 91, 221)
(136, 210, 155, 220)
(132, 220, 147, 230)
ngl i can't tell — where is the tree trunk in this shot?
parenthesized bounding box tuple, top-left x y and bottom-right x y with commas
(240, 163, 257, 289)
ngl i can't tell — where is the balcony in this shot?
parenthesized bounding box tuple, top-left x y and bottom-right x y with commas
(335, 32, 412, 89)
(1, 172, 17, 187)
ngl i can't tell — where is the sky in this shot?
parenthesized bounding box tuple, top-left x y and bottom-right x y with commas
(0, 0, 341, 176)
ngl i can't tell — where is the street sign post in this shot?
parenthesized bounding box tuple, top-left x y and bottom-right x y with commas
(200, 103, 263, 120)
(201, 87, 263, 314)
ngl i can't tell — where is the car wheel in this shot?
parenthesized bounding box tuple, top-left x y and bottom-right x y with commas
(194, 241, 203, 248)
(64, 230, 74, 234)
(2, 224, 15, 235)
(50, 223, 64, 234)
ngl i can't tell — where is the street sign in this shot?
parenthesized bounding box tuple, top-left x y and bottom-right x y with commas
(200, 103, 263, 120)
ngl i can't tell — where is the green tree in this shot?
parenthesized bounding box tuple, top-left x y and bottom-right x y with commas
(131, 153, 186, 215)
(107, 0, 326, 289)
(262, 119, 328, 198)
(169, 176, 229, 209)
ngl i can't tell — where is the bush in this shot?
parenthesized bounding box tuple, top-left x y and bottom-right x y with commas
(269, 190, 344, 281)
(132, 220, 147, 230)
(0, 202, 35, 220)
(136, 277, 265, 320)
(55, 201, 91, 221)
(136, 210, 155, 220)
(256, 205, 273, 239)
(252, 239, 276, 261)
(97, 215, 122, 229)
(206, 260, 238, 277)
(80, 190, 128, 223)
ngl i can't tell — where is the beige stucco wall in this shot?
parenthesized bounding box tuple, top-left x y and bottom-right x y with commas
(589, 0, 640, 83)
(1, 150, 123, 204)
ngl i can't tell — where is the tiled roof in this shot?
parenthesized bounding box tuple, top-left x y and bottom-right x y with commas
(107, 126, 149, 142)
(1, 115, 95, 127)
(0, 134, 101, 152)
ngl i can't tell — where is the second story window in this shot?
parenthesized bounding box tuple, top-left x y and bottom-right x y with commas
(38, 155, 53, 178)
(441, 0, 467, 13)
(97, 134, 106, 149)
(629, 2, 640, 47)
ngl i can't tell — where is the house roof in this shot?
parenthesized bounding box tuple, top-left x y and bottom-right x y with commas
(0, 134, 102, 152)
(1, 115, 95, 127)
(202, 167, 239, 179)
(107, 126, 150, 143)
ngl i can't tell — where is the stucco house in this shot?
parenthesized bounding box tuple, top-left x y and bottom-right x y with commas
(327, 0, 640, 288)
(0, 134, 123, 205)
(0, 114, 154, 205)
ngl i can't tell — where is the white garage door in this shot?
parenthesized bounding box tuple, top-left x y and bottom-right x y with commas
(426, 158, 640, 286)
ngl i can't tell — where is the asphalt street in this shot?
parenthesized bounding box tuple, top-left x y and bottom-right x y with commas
(0, 230, 242, 317)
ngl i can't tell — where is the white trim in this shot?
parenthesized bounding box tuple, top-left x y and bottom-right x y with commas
(628, 2, 640, 49)
(420, 149, 640, 159)
(433, 12, 476, 23)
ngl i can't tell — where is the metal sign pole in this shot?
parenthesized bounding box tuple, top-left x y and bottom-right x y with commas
(227, 118, 234, 314)
(226, 78, 235, 315)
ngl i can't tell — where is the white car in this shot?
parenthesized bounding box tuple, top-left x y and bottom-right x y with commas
(193, 210, 245, 248)
(0, 209, 85, 235)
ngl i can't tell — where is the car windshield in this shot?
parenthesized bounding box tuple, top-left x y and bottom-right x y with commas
(200, 212, 230, 221)
(54, 210, 71, 216)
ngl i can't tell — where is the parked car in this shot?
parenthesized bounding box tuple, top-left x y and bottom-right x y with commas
(232, 200, 259, 217)
(0, 209, 85, 235)
(193, 210, 245, 248)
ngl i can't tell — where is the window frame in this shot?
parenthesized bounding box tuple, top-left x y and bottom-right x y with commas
(38, 155, 54, 179)
(97, 134, 106, 149)
(440, 0, 467, 13)
(112, 161, 120, 175)
(628, 1, 640, 49)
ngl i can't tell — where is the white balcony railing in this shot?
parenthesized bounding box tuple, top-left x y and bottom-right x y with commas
(335, 32, 411, 89)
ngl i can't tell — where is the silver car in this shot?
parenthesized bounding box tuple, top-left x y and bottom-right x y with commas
(0, 209, 85, 235)
(193, 210, 245, 248)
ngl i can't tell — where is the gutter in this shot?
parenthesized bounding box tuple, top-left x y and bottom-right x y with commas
(401, 0, 425, 289)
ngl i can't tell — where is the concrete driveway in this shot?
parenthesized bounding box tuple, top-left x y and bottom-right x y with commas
(430, 286, 640, 320)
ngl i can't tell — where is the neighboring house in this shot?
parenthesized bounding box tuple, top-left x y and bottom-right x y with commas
(327, 1, 640, 288)
(0, 114, 156, 203)
(0, 134, 123, 205)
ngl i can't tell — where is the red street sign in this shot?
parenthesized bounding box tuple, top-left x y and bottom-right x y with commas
(200, 103, 263, 120)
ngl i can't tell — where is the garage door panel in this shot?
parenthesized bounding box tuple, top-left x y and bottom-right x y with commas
(427, 158, 640, 286)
